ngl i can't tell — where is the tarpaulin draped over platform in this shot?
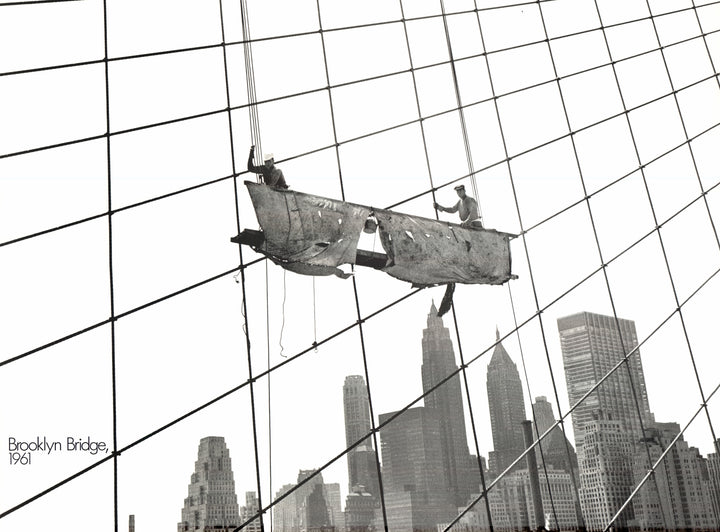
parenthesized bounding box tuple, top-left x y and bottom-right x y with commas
(246, 182, 369, 278)
(374, 209, 513, 285)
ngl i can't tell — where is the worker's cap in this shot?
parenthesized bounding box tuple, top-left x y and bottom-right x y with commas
(263, 153, 274, 162)
(453, 184, 465, 191)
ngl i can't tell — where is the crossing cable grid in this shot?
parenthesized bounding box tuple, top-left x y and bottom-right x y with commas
(4, 13, 720, 255)
(534, 0, 673, 526)
(100, 0, 120, 530)
(642, 0, 720, 448)
(1, 2, 720, 528)
(443, 2, 716, 531)
(1, 39, 718, 374)
(538, 0, 675, 526)
(313, 2, 391, 531)
(219, 1, 266, 532)
(589, 0, 720, 528)
(1, 100, 719, 374)
(1, 176, 719, 525)
(2, 1, 718, 167)
(468, 0, 590, 527)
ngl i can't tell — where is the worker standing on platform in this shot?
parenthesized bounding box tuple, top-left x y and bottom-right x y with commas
(434, 184, 483, 229)
(247, 145, 289, 189)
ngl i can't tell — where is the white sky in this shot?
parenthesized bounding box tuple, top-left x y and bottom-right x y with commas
(1, 0, 720, 530)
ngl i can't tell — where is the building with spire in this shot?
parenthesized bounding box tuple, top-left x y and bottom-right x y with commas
(421, 301, 478, 506)
(343, 375, 380, 530)
(178, 436, 241, 532)
(343, 375, 380, 496)
(531, 396, 579, 480)
(486, 329, 528, 477)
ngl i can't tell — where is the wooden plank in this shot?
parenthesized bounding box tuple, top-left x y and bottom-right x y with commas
(231, 230, 388, 270)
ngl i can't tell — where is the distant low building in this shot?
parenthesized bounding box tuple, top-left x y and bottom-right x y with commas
(272, 470, 340, 532)
(239, 491, 262, 532)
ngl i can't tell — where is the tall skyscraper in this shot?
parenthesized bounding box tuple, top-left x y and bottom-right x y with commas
(557, 312, 653, 447)
(421, 302, 476, 505)
(486, 329, 527, 477)
(178, 436, 241, 532)
(379, 406, 456, 530)
(558, 312, 654, 530)
(343, 375, 380, 497)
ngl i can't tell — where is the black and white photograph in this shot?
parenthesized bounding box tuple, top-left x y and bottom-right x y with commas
(1, 1, 720, 531)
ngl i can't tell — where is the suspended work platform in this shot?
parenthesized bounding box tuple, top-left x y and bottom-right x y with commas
(231, 181, 517, 285)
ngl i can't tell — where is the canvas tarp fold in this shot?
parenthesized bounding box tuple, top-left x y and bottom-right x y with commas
(246, 182, 369, 278)
(374, 209, 513, 285)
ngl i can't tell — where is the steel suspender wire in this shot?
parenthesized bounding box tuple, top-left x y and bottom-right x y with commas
(398, 0, 496, 528)
(313, 3, 390, 530)
(100, 0, 119, 529)
(219, 2, 266, 531)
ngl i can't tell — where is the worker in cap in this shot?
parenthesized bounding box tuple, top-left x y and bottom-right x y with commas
(248, 145, 289, 189)
(434, 184, 483, 229)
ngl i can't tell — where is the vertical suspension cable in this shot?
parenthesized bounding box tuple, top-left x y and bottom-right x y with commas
(469, 2, 588, 528)
(219, 2, 265, 531)
(101, 0, 119, 530)
(265, 260, 273, 532)
(400, 0, 495, 528)
(313, 3, 390, 530)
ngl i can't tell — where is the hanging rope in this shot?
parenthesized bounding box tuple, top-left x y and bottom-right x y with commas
(240, 0, 263, 179)
(439, 0, 483, 223)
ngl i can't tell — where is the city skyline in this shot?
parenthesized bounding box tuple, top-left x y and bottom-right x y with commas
(183, 306, 720, 532)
